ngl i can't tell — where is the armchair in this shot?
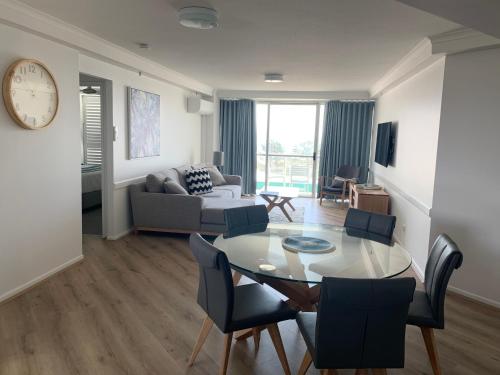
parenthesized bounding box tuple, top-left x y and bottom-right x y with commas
(319, 165, 361, 207)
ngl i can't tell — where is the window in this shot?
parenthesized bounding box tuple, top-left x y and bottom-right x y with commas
(80, 90, 102, 165)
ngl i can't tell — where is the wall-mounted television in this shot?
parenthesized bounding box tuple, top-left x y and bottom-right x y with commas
(374, 122, 394, 167)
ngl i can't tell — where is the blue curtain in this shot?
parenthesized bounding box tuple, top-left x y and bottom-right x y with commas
(219, 99, 257, 194)
(319, 101, 375, 183)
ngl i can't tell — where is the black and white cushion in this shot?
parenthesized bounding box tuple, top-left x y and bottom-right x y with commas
(185, 168, 213, 195)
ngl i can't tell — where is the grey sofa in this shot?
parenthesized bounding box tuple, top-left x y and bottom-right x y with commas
(130, 164, 254, 234)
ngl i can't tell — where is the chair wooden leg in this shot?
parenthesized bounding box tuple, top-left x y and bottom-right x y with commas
(372, 369, 387, 375)
(219, 332, 233, 375)
(320, 370, 338, 375)
(297, 350, 312, 375)
(252, 327, 261, 352)
(320, 193, 323, 206)
(267, 324, 292, 375)
(355, 370, 369, 375)
(188, 316, 214, 366)
(421, 327, 442, 375)
(232, 271, 242, 286)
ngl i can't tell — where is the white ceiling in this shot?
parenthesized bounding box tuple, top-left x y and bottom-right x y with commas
(19, 0, 458, 91)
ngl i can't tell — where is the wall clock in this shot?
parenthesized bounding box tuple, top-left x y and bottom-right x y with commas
(2, 59, 59, 130)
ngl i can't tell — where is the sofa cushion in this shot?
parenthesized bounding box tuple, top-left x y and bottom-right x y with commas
(161, 168, 180, 184)
(185, 168, 213, 195)
(200, 189, 233, 199)
(206, 166, 227, 186)
(213, 185, 242, 199)
(146, 172, 168, 193)
(201, 198, 255, 225)
(163, 180, 188, 195)
(174, 165, 192, 188)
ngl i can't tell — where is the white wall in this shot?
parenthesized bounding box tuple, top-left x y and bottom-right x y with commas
(431, 47, 500, 306)
(79, 55, 202, 237)
(373, 58, 445, 274)
(0, 23, 82, 301)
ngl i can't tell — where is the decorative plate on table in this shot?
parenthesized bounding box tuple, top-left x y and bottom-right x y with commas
(282, 236, 335, 254)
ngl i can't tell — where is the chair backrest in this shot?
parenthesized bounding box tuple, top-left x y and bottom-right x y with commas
(315, 277, 416, 369)
(224, 205, 269, 238)
(189, 233, 234, 332)
(424, 234, 463, 329)
(344, 208, 396, 245)
(337, 165, 361, 180)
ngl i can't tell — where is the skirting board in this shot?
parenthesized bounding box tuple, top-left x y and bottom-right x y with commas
(448, 286, 500, 310)
(107, 228, 133, 240)
(393, 233, 425, 282)
(0, 254, 84, 304)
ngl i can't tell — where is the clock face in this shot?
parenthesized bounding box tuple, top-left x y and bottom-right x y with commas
(2, 59, 58, 130)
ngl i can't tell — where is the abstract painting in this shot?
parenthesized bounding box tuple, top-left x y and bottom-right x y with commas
(128, 87, 160, 159)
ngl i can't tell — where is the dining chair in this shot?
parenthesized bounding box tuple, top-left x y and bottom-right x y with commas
(223, 204, 269, 238)
(296, 277, 416, 375)
(188, 233, 296, 375)
(407, 234, 463, 375)
(319, 165, 360, 207)
(344, 208, 396, 245)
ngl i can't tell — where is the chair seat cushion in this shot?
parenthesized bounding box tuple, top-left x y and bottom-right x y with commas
(407, 290, 439, 328)
(296, 312, 317, 355)
(322, 186, 344, 193)
(229, 284, 296, 332)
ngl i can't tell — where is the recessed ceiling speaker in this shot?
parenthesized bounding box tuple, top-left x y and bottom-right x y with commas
(178, 6, 219, 30)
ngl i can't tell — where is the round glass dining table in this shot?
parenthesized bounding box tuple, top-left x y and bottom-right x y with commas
(214, 223, 412, 284)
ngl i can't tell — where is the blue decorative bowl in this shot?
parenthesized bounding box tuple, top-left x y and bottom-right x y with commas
(282, 236, 335, 254)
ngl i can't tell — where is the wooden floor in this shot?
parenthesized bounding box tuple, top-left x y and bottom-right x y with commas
(1, 198, 500, 374)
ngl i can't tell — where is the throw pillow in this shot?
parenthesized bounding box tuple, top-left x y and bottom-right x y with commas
(206, 166, 227, 186)
(146, 173, 167, 193)
(163, 180, 188, 195)
(185, 168, 213, 195)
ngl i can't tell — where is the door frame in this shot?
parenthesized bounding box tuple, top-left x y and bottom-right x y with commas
(256, 101, 325, 197)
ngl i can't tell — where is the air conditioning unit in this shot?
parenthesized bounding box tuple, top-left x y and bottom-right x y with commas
(186, 96, 214, 115)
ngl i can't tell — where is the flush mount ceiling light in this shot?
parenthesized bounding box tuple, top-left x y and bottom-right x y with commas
(264, 73, 284, 83)
(178, 6, 218, 30)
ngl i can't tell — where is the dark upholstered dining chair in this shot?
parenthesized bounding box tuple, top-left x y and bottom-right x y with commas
(344, 208, 396, 245)
(297, 277, 416, 374)
(407, 234, 463, 375)
(187, 233, 296, 375)
(223, 204, 269, 238)
(319, 165, 360, 207)
(296, 277, 416, 375)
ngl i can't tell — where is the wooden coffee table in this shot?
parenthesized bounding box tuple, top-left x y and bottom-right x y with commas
(259, 188, 299, 222)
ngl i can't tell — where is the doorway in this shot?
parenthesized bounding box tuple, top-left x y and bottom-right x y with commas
(79, 73, 112, 237)
(256, 103, 325, 197)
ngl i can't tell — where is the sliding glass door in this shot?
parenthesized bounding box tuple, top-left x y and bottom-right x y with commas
(256, 103, 324, 197)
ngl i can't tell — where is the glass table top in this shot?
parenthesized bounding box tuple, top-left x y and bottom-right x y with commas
(214, 223, 412, 284)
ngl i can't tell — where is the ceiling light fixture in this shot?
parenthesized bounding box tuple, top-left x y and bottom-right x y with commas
(264, 73, 284, 83)
(178, 6, 218, 30)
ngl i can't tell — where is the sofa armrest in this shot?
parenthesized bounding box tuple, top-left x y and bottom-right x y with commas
(223, 174, 242, 186)
(130, 191, 202, 230)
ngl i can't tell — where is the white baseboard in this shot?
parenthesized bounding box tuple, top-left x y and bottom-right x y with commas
(107, 228, 133, 240)
(393, 234, 425, 282)
(448, 286, 500, 309)
(0, 254, 84, 304)
(411, 261, 425, 282)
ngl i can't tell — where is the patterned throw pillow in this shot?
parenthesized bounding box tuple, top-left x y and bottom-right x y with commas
(185, 168, 213, 195)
